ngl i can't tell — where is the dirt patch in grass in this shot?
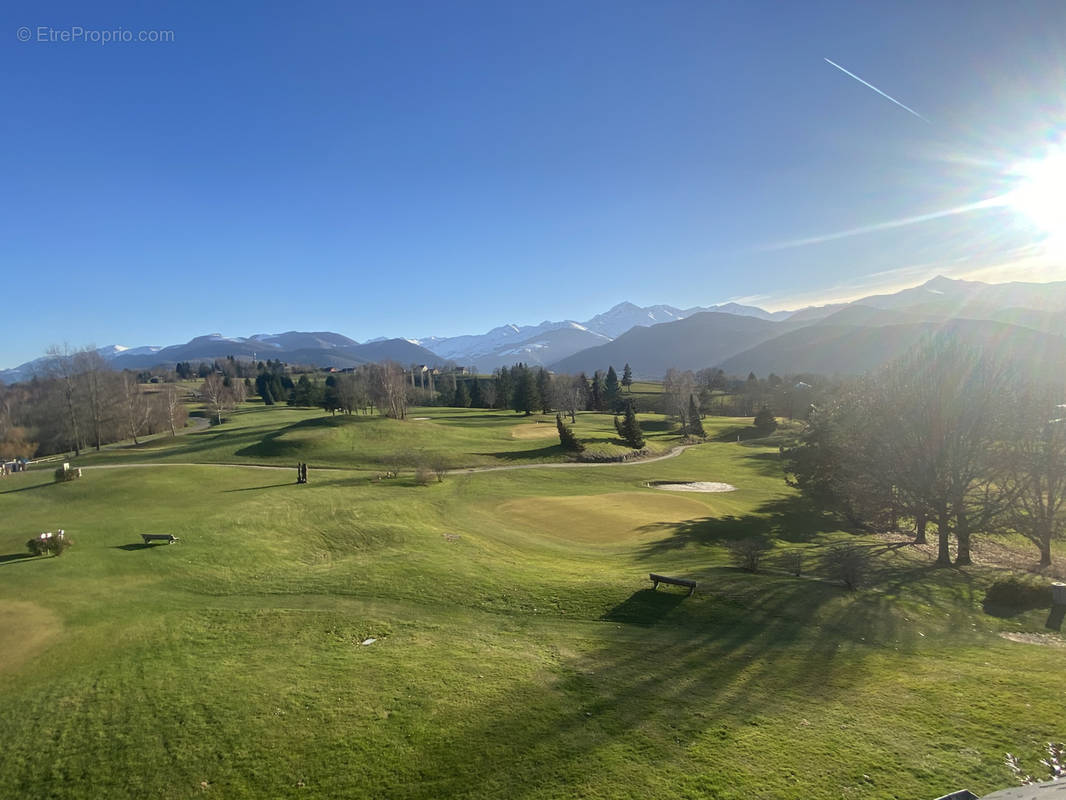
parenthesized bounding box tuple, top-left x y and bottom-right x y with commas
(498, 492, 710, 544)
(0, 601, 63, 674)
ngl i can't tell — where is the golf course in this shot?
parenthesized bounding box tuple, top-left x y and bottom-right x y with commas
(1, 403, 1062, 799)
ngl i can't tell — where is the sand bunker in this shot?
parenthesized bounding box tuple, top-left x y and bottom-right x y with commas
(651, 481, 737, 493)
(411, 417, 431, 421)
(999, 632, 1066, 648)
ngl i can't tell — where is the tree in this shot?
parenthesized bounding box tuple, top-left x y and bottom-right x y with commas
(556, 412, 584, 452)
(120, 372, 151, 444)
(686, 395, 705, 437)
(201, 373, 233, 425)
(159, 384, 188, 436)
(45, 345, 83, 455)
(604, 366, 622, 412)
(553, 374, 586, 424)
(511, 365, 539, 416)
(753, 407, 777, 435)
(1002, 390, 1066, 567)
(370, 362, 408, 419)
(590, 371, 605, 412)
(535, 368, 553, 414)
(614, 401, 644, 449)
(622, 364, 633, 392)
(454, 379, 471, 408)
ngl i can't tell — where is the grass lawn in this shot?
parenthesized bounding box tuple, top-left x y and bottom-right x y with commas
(1, 407, 1062, 798)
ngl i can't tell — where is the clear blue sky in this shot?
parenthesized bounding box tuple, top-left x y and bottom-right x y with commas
(3, 0, 1066, 368)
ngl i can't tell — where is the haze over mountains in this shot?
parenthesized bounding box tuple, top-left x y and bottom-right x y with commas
(4, 277, 1065, 383)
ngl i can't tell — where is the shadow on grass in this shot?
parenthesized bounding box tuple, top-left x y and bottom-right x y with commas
(0, 480, 54, 495)
(602, 588, 686, 624)
(637, 495, 845, 556)
(0, 552, 38, 565)
(1046, 606, 1065, 631)
(415, 567, 929, 798)
(113, 543, 154, 551)
(221, 482, 295, 493)
(475, 444, 565, 462)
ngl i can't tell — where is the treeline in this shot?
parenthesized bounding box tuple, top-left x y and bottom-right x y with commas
(0, 348, 190, 459)
(783, 336, 1066, 568)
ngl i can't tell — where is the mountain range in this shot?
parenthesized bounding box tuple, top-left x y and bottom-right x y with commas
(3, 276, 1065, 383)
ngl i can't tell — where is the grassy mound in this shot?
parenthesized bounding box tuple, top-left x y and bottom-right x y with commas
(1, 409, 1062, 798)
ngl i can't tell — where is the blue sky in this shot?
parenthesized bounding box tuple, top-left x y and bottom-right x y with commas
(3, 0, 1066, 368)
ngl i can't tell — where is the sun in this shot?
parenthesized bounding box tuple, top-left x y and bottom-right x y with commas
(1004, 146, 1066, 246)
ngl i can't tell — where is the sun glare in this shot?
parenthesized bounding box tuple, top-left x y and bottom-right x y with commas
(1005, 146, 1066, 249)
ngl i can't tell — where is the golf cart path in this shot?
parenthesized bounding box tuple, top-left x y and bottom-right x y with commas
(79, 444, 696, 475)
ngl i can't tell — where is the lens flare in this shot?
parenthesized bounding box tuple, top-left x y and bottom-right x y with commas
(1004, 144, 1066, 252)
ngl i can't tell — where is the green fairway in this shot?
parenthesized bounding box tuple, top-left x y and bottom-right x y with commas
(1, 407, 1062, 799)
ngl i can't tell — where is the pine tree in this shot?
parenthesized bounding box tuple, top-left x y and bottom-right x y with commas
(615, 401, 645, 449)
(622, 363, 633, 392)
(556, 412, 584, 452)
(590, 371, 605, 411)
(754, 406, 777, 434)
(535, 368, 552, 414)
(469, 377, 483, 408)
(687, 395, 705, 437)
(604, 366, 621, 412)
(511, 365, 539, 415)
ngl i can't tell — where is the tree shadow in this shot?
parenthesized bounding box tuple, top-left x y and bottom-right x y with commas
(0, 553, 38, 565)
(410, 568, 912, 798)
(638, 496, 846, 556)
(1046, 606, 1064, 631)
(0, 480, 54, 495)
(743, 451, 785, 478)
(475, 444, 565, 462)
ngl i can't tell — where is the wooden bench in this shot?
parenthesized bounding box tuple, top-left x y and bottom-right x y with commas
(141, 534, 180, 545)
(650, 573, 696, 596)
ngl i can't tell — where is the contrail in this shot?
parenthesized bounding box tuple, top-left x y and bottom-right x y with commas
(759, 196, 1005, 251)
(824, 58, 931, 123)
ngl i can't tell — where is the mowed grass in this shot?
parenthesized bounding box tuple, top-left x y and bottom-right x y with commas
(72, 405, 680, 471)
(1, 408, 1063, 799)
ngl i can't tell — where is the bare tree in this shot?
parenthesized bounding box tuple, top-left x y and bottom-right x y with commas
(44, 345, 83, 455)
(370, 362, 408, 419)
(159, 384, 189, 437)
(120, 372, 152, 445)
(201, 373, 233, 425)
(74, 348, 118, 451)
(1003, 389, 1066, 567)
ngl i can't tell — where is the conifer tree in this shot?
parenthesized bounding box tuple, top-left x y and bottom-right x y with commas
(604, 366, 621, 412)
(556, 412, 584, 452)
(687, 394, 705, 437)
(622, 363, 633, 392)
(615, 400, 645, 449)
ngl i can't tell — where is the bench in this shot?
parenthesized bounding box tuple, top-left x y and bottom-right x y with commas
(141, 534, 180, 545)
(650, 573, 696, 596)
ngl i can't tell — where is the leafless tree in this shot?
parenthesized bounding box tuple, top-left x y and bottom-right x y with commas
(44, 345, 83, 455)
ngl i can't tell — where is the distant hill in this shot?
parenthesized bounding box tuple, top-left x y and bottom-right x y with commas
(717, 318, 1066, 377)
(549, 312, 791, 377)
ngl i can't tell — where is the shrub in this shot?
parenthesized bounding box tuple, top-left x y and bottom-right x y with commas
(54, 466, 81, 482)
(984, 576, 1052, 614)
(414, 465, 434, 486)
(729, 538, 770, 572)
(823, 544, 869, 589)
(430, 456, 449, 483)
(26, 533, 71, 557)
